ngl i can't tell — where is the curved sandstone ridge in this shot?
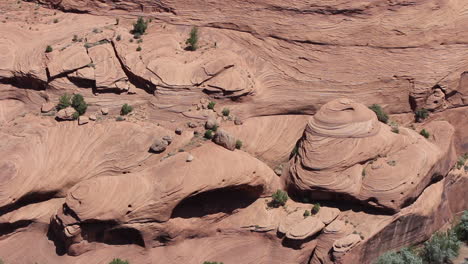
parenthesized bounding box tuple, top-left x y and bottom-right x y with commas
(289, 98, 457, 211)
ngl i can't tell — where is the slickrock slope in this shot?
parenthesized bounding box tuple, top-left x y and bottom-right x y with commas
(0, 0, 467, 263)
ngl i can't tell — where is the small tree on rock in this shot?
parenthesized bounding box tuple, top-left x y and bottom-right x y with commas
(271, 189, 288, 207)
(132, 17, 147, 36)
(71, 94, 87, 115)
(312, 203, 321, 215)
(185, 26, 199, 51)
(109, 259, 129, 264)
(57, 94, 72, 110)
(369, 104, 389, 123)
(121, 103, 133, 115)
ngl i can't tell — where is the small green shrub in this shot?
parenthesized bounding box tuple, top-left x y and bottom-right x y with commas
(132, 17, 147, 36)
(116, 116, 125, 121)
(212, 124, 219, 132)
(137, 39, 143, 43)
(391, 126, 399, 134)
(129, 39, 134, 43)
(72, 34, 78, 42)
(303, 210, 311, 218)
(271, 189, 288, 207)
(71, 94, 87, 115)
(456, 154, 468, 170)
(222, 108, 230, 116)
(420, 129, 430, 139)
(369, 104, 389, 123)
(57, 93, 71, 110)
(92, 28, 100, 33)
(235, 139, 242, 149)
(312, 203, 320, 214)
(374, 248, 422, 264)
(454, 210, 468, 242)
(136, 46, 142, 51)
(185, 26, 199, 51)
(204, 129, 214, 139)
(109, 259, 129, 264)
(203, 262, 223, 264)
(53, 18, 58, 23)
(116, 35, 121, 41)
(45, 45, 53, 53)
(420, 230, 461, 264)
(72, 111, 80, 120)
(207, 101, 216, 110)
(120, 103, 133, 115)
(415, 108, 429, 122)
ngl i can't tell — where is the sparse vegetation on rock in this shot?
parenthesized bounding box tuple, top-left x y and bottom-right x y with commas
(109, 259, 129, 264)
(271, 189, 288, 207)
(136, 46, 142, 51)
(45, 45, 53, 53)
(57, 94, 72, 110)
(456, 154, 468, 170)
(71, 94, 87, 116)
(369, 104, 389, 123)
(303, 210, 311, 218)
(132, 17, 147, 36)
(185, 26, 199, 51)
(121, 103, 133, 115)
(415, 108, 429, 122)
(208, 101, 216, 110)
(312, 203, 320, 214)
(454, 210, 468, 242)
(116, 35, 121, 41)
(204, 129, 214, 139)
(420, 129, 430, 139)
(374, 248, 422, 264)
(421, 230, 461, 264)
(203, 262, 223, 264)
(222, 108, 230, 116)
(235, 139, 242, 149)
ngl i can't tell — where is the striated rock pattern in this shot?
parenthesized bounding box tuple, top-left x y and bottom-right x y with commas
(289, 98, 457, 211)
(0, 0, 467, 263)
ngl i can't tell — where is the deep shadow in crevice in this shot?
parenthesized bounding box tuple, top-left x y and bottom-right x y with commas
(171, 185, 263, 219)
(0, 75, 48, 90)
(104, 227, 145, 247)
(0, 191, 58, 216)
(0, 220, 32, 237)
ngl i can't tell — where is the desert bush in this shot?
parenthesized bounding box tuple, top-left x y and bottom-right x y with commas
(45, 45, 53, 53)
(53, 18, 58, 23)
(235, 139, 242, 149)
(203, 262, 223, 264)
(185, 26, 199, 51)
(132, 17, 147, 36)
(454, 210, 468, 242)
(207, 101, 216, 110)
(369, 104, 389, 123)
(136, 46, 142, 51)
(71, 94, 87, 115)
(420, 129, 430, 139)
(456, 154, 468, 170)
(415, 108, 429, 122)
(420, 230, 461, 264)
(57, 93, 71, 110)
(271, 189, 288, 207)
(116, 116, 125, 122)
(120, 103, 133, 115)
(109, 259, 129, 264)
(72, 34, 78, 42)
(303, 210, 311, 218)
(222, 108, 230, 116)
(204, 130, 214, 139)
(116, 35, 121, 41)
(312, 203, 320, 214)
(374, 248, 422, 264)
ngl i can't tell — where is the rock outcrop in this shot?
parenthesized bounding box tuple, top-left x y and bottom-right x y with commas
(289, 98, 457, 211)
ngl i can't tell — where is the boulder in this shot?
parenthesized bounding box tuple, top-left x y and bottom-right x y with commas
(41, 102, 55, 113)
(205, 118, 219, 129)
(101, 108, 109, 115)
(285, 217, 325, 240)
(56, 107, 77, 121)
(186, 154, 194, 162)
(333, 234, 361, 254)
(89, 115, 97, 121)
(175, 128, 182, 135)
(162, 135, 173, 145)
(213, 129, 236, 151)
(150, 138, 169, 153)
(78, 116, 89, 125)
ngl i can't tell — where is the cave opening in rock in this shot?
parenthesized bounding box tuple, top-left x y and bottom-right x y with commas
(171, 185, 263, 219)
(104, 227, 145, 247)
